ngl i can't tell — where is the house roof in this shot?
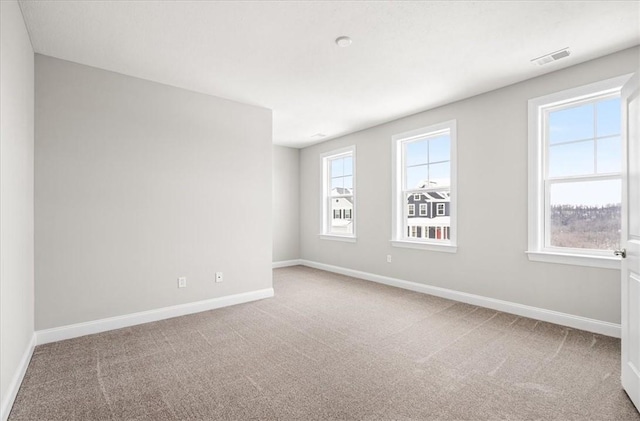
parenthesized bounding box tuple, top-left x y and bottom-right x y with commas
(331, 187, 353, 196)
(409, 191, 450, 202)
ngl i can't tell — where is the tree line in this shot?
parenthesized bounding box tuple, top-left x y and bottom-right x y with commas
(550, 204, 620, 250)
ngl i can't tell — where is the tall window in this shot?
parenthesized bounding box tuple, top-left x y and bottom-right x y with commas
(528, 75, 629, 268)
(392, 120, 457, 252)
(321, 146, 356, 240)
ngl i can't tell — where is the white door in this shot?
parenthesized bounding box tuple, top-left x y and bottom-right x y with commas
(621, 72, 640, 412)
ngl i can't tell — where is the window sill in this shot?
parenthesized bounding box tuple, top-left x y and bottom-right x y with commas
(391, 240, 457, 253)
(319, 234, 357, 243)
(526, 251, 621, 269)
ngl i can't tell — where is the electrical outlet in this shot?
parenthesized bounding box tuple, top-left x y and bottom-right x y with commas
(178, 277, 187, 288)
(215, 272, 223, 283)
(387, 255, 392, 263)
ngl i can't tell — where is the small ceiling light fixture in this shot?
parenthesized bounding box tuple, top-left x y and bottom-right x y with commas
(335, 36, 352, 47)
(311, 133, 327, 139)
(531, 47, 571, 66)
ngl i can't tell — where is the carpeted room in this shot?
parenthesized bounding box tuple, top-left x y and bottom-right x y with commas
(8, 267, 639, 419)
(1, 1, 639, 420)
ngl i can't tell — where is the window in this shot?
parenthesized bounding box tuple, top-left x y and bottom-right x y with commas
(321, 146, 356, 241)
(392, 120, 457, 252)
(528, 75, 630, 269)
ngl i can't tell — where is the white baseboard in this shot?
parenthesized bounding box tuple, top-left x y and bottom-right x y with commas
(1, 333, 36, 421)
(36, 288, 274, 345)
(272, 259, 302, 268)
(299, 259, 621, 338)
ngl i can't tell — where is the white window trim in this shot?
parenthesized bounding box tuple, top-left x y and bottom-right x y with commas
(419, 203, 427, 216)
(527, 75, 631, 269)
(319, 145, 356, 241)
(391, 240, 457, 253)
(319, 234, 357, 243)
(391, 120, 457, 253)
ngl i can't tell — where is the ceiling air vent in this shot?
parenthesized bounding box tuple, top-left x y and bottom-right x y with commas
(311, 133, 326, 139)
(531, 48, 571, 66)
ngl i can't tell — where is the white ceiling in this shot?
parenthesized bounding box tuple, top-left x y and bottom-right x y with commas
(18, 0, 640, 148)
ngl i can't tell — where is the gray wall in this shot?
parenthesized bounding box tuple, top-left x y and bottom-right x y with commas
(0, 0, 35, 414)
(35, 55, 273, 330)
(300, 47, 639, 325)
(273, 145, 300, 262)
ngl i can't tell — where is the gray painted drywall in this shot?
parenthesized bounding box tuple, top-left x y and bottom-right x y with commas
(0, 0, 35, 412)
(35, 55, 272, 330)
(273, 145, 300, 262)
(300, 46, 640, 325)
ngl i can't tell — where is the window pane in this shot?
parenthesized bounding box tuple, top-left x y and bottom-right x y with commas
(548, 140, 594, 177)
(343, 157, 353, 176)
(405, 192, 450, 241)
(330, 197, 353, 235)
(597, 98, 621, 137)
(428, 135, 450, 163)
(331, 158, 344, 177)
(428, 162, 450, 186)
(406, 165, 428, 189)
(343, 176, 353, 190)
(405, 140, 428, 167)
(597, 136, 621, 174)
(549, 103, 594, 144)
(549, 179, 621, 250)
(331, 176, 343, 190)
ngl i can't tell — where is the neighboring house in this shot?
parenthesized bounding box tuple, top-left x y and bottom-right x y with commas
(331, 187, 353, 234)
(406, 189, 451, 240)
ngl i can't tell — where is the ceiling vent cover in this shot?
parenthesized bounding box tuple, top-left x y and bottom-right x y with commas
(531, 48, 571, 66)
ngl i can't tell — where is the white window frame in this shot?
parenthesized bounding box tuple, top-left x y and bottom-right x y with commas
(419, 203, 427, 216)
(391, 120, 457, 253)
(527, 75, 631, 269)
(408, 204, 415, 216)
(436, 203, 446, 216)
(320, 145, 356, 242)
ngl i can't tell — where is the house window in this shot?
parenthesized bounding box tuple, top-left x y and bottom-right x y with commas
(392, 120, 457, 252)
(321, 146, 356, 240)
(527, 75, 629, 268)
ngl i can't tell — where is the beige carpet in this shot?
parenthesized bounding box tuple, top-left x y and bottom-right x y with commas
(9, 266, 640, 420)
